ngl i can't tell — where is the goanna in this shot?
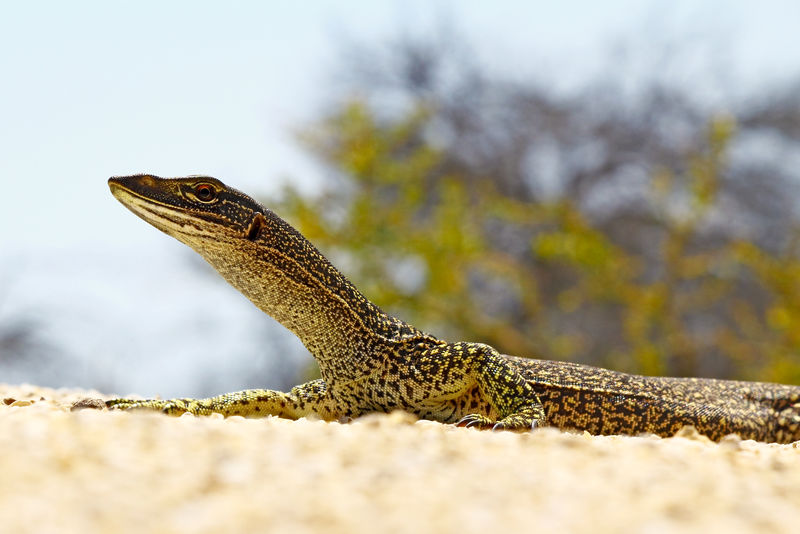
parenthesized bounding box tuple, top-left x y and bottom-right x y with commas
(99, 174, 800, 443)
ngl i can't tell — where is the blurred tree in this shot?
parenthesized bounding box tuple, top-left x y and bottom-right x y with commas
(0, 319, 47, 364)
(0, 284, 52, 374)
(277, 33, 800, 383)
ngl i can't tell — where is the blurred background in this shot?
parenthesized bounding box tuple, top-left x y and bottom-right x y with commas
(1, 0, 799, 397)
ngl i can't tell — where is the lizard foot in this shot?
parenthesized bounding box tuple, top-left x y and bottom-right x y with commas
(493, 403, 547, 431)
(105, 398, 195, 416)
(456, 413, 495, 429)
(457, 404, 546, 431)
(493, 413, 542, 431)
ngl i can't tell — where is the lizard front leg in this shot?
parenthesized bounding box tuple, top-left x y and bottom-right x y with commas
(412, 342, 546, 430)
(105, 379, 333, 419)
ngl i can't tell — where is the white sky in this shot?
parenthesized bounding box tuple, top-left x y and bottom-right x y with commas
(0, 0, 798, 396)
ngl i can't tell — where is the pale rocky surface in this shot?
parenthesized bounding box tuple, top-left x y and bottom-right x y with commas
(2, 384, 800, 534)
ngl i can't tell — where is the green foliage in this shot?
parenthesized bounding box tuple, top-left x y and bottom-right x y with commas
(278, 100, 800, 383)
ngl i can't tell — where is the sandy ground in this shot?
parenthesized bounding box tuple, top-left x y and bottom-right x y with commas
(1, 384, 800, 534)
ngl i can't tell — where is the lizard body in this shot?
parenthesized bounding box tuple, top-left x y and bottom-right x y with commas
(103, 174, 800, 443)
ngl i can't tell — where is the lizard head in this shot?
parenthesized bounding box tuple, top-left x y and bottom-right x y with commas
(107, 173, 336, 311)
(108, 174, 270, 244)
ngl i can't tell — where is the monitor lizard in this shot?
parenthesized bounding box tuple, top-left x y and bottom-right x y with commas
(95, 174, 800, 443)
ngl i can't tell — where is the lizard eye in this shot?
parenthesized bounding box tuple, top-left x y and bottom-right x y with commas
(194, 183, 217, 202)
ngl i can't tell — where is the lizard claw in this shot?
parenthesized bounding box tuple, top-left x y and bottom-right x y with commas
(492, 408, 545, 431)
(456, 413, 495, 429)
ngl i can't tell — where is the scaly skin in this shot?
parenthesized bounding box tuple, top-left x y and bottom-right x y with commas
(99, 174, 800, 442)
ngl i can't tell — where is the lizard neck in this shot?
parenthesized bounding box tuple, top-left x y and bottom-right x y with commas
(192, 210, 432, 379)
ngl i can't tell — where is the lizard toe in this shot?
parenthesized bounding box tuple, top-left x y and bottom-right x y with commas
(105, 399, 143, 410)
(456, 413, 495, 429)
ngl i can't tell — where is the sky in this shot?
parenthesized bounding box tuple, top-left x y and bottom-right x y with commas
(1, 0, 798, 397)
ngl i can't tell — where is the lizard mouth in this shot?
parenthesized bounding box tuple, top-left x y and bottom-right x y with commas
(108, 180, 213, 240)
